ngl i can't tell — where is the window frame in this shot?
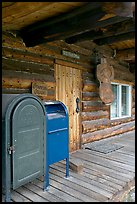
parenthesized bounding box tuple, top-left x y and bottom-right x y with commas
(110, 82, 132, 120)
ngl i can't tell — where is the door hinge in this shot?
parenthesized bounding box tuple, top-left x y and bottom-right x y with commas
(8, 146, 15, 154)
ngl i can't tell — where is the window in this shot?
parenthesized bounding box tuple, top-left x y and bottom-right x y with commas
(110, 82, 132, 119)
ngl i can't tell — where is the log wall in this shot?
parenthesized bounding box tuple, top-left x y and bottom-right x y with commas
(81, 52, 135, 144)
(2, 32, 135, 146)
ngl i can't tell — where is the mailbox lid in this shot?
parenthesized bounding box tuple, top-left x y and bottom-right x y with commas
(43, 101, 69, 131)
(43, 101, 68, 117)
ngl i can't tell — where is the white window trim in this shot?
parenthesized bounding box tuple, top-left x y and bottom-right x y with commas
(110, 82, 132, 120)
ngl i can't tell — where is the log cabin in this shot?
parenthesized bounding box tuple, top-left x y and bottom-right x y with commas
(2, 2, 135, 153)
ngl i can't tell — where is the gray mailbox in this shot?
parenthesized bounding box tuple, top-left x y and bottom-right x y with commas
(2, 94, 46, 202)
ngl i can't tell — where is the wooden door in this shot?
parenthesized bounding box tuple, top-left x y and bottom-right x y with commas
(55, 63, 82, 152)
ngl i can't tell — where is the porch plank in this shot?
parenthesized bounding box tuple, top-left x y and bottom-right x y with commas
(2, 130, 135, 202)
(24, 182, 66, 202)
(72, 150, 135, 174)
(50, 168, 105, 201)
(11, 190, 32, 202)
(35, 178, 83, 202)
(15, 186, 49, 202)
(52, 162, 124, 191)
(83, 148, 135, 166)
(51, 177, 99, 202)
(51, 163, 117, 193)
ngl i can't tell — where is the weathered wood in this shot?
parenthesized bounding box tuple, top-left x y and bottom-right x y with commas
(3, 2, 85, 30)
(2, 69, 55, 83)
(19, 3, 106, 46)
(129, 63, 135, 73)
(54, 162, 123, 192)
(110, 116, 135, 127)
(112, 78, 134, 86)
(102, 2, 134, 17)
(50, 178, 85, 202)
(5, 130, 135, 202)
(50, 40, 93, 56)
(2, 57, 54, 75)
(82, 118, 110, 134)
(11, 190, 31, 202)
(82, 101, 109, 113)
(2, 87, 31, 94)
(2, 35, 93, 69)
(81, 110, 109, 121)
(55, 64, 82, 151)
(66, 18, 134, 44)
(82, 121, 135, 144)
(36, 178, 83, 202)
(96, 62, 114, 83)
(94, 31, 135, 45)
(83, 83, 98, 92)
(2, 2, 16, 8)
(32, 81, 55, 100)
(82, 92, 99, 101)
(24, 182, 65, 202)
(2, 46, 54, 65)
(2, 77, 55, 90)
(83, 105, 109, 112)
(15, 186, 49, 202)
(51, 166, 113, 200)
(99, 82, 114, 105)
(55, 59, 88, 71)
(2, 77, 31, 89)
(69, 157, 83, 173)
(51, 165, 109, 201)
(116, 48, 135, 61)
(82, 71, 95, 81)
(75, 149, 135, 174)
(113, 68, 134, 82)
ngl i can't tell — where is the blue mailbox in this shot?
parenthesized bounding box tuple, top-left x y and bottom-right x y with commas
(43, 101, 69, 190)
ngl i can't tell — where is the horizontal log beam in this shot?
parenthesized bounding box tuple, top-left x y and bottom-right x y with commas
(2, 77, 55, 90)
(2, 87, 31, 94)
(82, 101, 109, 112)
(2, 69, 55, 83)
(82, 121, 135, 144)
(82, 118, 110, 134)
(116, 48, 135, 61)
(83, 84, 98, 92)
(19, 3, 107, 46)
(94, 31, 135, 45)
(102, 2, 134, 17)
(81, 110, 109, 121)
(2, 46, 54, 66)
(2, 57, 54, 76)
(65, 18, 134, 44)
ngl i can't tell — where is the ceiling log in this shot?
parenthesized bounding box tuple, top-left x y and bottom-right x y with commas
(116, 48, 135, 61)
(102, 2, 135, 17)
(65, 18, 134, 44)
(16, 2, 135, 47)
(93, 31, 135, 45)
(19, 2, 106, 46)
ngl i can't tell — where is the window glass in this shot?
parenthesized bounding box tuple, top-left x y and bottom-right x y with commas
(111, 83, 131, 119)
(111, 84, 118, 118)
(121, 86, 129, 116)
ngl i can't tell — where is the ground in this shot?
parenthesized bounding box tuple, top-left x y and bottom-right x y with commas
(121, 187, 135, 202)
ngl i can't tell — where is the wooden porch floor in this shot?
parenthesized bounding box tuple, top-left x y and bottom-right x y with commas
(3, 130, 135, 202)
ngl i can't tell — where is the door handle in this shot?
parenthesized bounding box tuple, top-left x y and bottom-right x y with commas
(76, 97, 80, 113)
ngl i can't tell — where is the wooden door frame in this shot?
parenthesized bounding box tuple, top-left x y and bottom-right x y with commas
(54, 59, 82, 151)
